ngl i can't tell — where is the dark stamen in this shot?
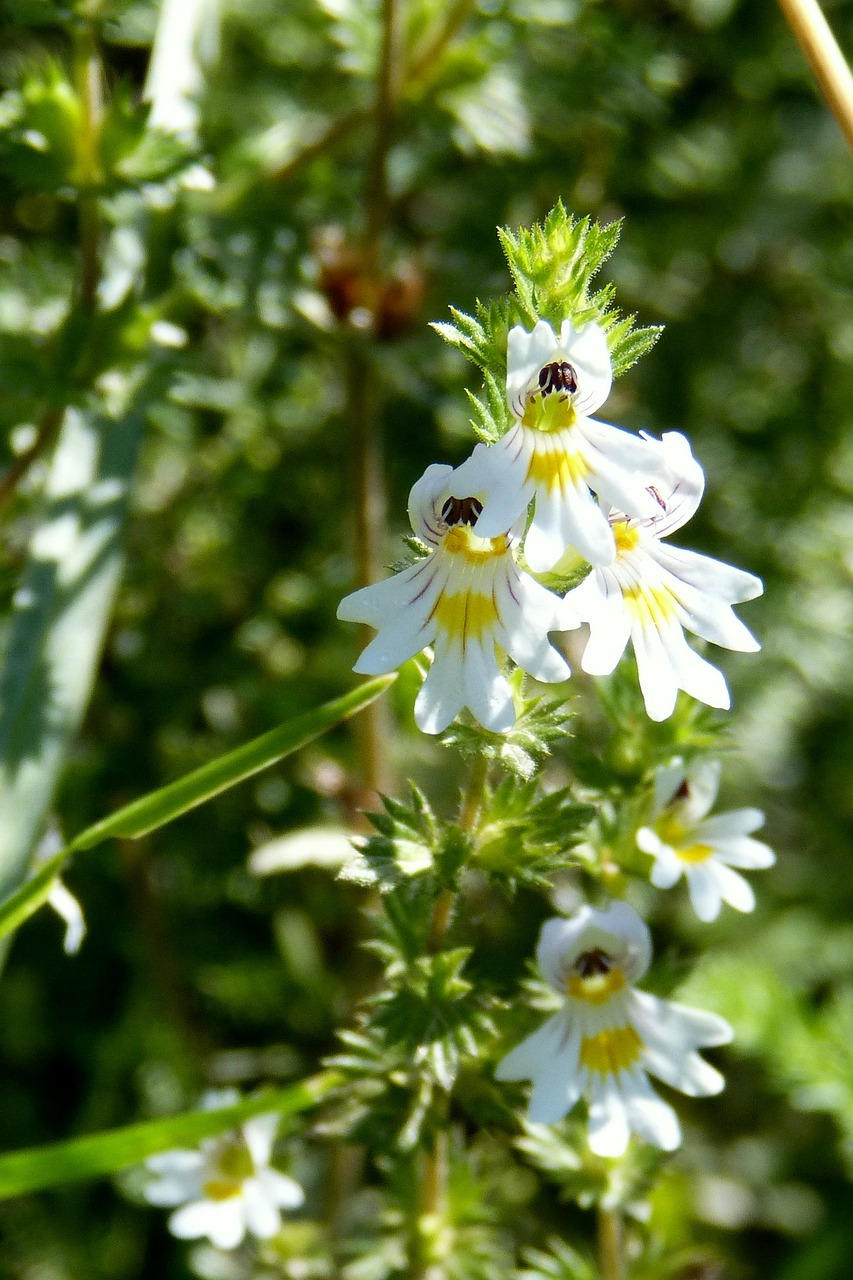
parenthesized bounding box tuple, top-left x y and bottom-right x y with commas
(674, 779, 690, 801)
(441, 496, 483, 527)
(647, 485, 667, 512)
(538, 360, 578, 395)
(576, 947, 612, 977)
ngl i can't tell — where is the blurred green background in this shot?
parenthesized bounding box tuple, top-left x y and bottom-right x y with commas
(0, 0, 851, 1276)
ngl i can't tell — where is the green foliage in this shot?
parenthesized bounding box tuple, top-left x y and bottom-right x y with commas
(441, 684, 574, 781)
(474, 779, 595, 890)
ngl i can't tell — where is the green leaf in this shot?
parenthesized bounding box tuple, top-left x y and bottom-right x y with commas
(0, 1072, 339, 1201)
(0, 676, 395, 944)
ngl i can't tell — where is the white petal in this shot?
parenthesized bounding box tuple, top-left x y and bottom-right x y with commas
(631, 992, 731, 1095)
(678, 758, 721, 822)
(631, 620, 680, 722)
(242, 1181, 281, 1239)
(632, 431, 705, 535)
(575, 572, 632, 676)
(414, 638, 465, 735)
(713, 862, 756, 914)
(536, 904, 652, 988)
(529, 478, 615, 570)
(696, 809, 766, 840)
(47, 881, 86, 954)
(208, 1200, 248, 1250)
(496, 1012, 570, 1081)
(169, 1198, 242, 1247)
(460, 635, 517, 732)
(557, 319, 612, 416)
(622, 1071, 681, 1151)
(146, 1149, 204, 1176)
(684, 862, 724, 921)
(661, 625, 731, 712)
(710, 836, 776, 870)
(258, 1167, 305, 1210)
(506, 320, 560, 414)
(407, 463, 454, 543)
(144, 1173, 202, 1207)
(647, 852, 684, 891)
(527, 1027, 585, 1125)
(654, 543, 763, 603)
(452, 431, 533, 540)
(651, 760, 688, 812)
(242, 1112, 278, 1167)
(587, 1075, 630, 1158)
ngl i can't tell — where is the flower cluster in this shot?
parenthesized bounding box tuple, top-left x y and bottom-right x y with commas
(338, 316, 762, 731)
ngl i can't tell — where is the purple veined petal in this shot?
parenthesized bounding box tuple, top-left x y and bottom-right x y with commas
(574, 570, 632, 676)
(586, 1073, 631, 1158)
(506, 320, 561, 414)
(459, 632, 517, 732)
(653, 543, 763, 603)
(684, 861, 725, 921)
(634, 431, 706, 536)
(712, 861, 757, 913)
(494, 566, 572, 682)
(413, 635, 466, 735)
(695, 808, 767, 841)
(407, 463, 454, 543)
(708, 835, 776, 869)
(337, 555, 441, 628)
(579, 422, 674, 522)
(557, 319, 612, 416)
(242, 1180, 282, 1240)
(449, 429, 534, 539)
(622, 1069, 682, 1151)
(351, 576, 443, 674)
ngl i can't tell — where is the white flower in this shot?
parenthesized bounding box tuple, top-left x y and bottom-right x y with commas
(496, 902, 732, 1157)
(337, 462, 576, 735)
(563, 431, 763, 721)
(144, 0, 222, 136)
(451, 319, 671, 571)
(143, 1092, 304, 1251)
(636, 759, 775, 922)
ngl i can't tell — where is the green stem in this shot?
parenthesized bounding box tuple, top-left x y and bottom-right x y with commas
(597, 1206, 624, 1280)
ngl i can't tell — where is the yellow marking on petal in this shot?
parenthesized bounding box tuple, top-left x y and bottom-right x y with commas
(443, 525, 507, 561)
(579, 1025, 643, 1075)
(202, 1178, 244, 1201)
(612, 520, 640, 553)
(522, 392, 577, 434)
(623, 583, 677, 626)
(567, 968, 626, 1004)
(676, 842, 713, 864)
(433, 590, 498, 645)
(526, 446, 590, 492)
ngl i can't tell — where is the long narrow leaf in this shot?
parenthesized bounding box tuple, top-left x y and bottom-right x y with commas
(0, 1070, 340, 1200)
(0, 675, 395, 944)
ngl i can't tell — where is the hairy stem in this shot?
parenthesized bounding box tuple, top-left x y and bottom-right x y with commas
(776, 0, 853, 151)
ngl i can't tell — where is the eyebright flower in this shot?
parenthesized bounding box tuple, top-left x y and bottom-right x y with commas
(562, 431, 763, 721)
(496, 902, 732, 1157)
(451, 319, 670, 571)
(637, 759, 775, 922)
(143, 1092, 304, 1250)
(337, 462, 576, 735)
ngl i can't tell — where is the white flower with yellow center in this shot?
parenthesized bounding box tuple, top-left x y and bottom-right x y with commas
(637, 759, 775, 922)
(337, 462, 576, 735)
(563, 431, 763, 721)
(496, 902, 732, 1157)
(450, 318, 670, 571)
(143, 1092, 304, 1250)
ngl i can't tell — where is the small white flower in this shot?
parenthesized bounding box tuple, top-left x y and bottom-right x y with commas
(636, 759, 775, 922)
(496, 902, 732, 1157)
(143, 1092, 304, 1251)
(563, 431, 763, 721)
(337, 462, 576, 735)
(144, 0, 222, 137)
(451, 319, 670, 571)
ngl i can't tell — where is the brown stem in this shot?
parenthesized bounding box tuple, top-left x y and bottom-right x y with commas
(776, 0, 853, 151)
(0, 407, 64, 510)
